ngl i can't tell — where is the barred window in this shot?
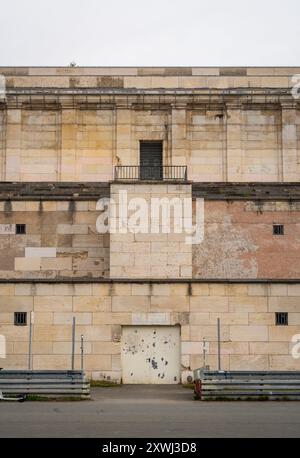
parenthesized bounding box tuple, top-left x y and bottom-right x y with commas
(275, 312, 288, 326)
(14, 312, 27, 326)
(273, 224, 284, 235)
(16, 224, 26, 235)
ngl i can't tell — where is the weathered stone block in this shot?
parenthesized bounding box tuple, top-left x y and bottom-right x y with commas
(92, 284, 111, 296)
(269, 356, 300, 370)
(191, 284, 209, 296)
(181, 341, 206, 355)
(92, 341, 120, 355)
(34, 312, 54, 324)
(0, 312, 14, 324)
(92, 312, 130, 325)
(269, 284, 288, 296)
(268, 297, 300, 312)
(249, 342, 289, 355)
(181, 325, 190, 341)
(41, 258, 72, 270)
(209, 341, 249, 355)
(230, 325, 268, 341)
(112, 283, 132, 296)
(248, 313, 274, 325)
(33, 354, 71, 370)
(210, 312, 249, 325)
(190, 296, 228, 312)
(14, 284, 34, 296)
(15, 257, 41, 271)
(247, 284, 268, 296)
(269, 325, 300, 341)
(150, 296, 189, 312)
(229, 296, 268, 312)
(0, 295, 33, 311)
(84, 355, 112, 371)
(33, 325, 72, 342)
(112, 295, 150, 312)
(208, 284, 227, 296)
(189, 312, 210, 325)
(76, 325, 111, 341)
(132, 312, 170, 325)
(35, 284, 55, 295)
(57, 224, 88, 235)
(131, 283, 151, 296)
(0, 285, 15, 295)
(25, 247, 56, 258)
(287, 285, 300, 296)
(73, 296, 111, 312)
(229, 355, 268, 370)
(34, 296, 72, 312)
(53, 312, 92, 325)
(190, 325, 229, 341)
(53, 284, 74, 296)
(74, 284, 92, 296)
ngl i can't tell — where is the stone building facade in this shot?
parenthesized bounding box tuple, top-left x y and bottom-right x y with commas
(0, 67, 300, 383)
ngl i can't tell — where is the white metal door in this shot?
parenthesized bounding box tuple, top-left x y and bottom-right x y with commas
(121, 326, 181, 384)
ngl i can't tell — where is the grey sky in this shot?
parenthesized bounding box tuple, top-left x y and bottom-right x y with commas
(0, 0, 299, 66)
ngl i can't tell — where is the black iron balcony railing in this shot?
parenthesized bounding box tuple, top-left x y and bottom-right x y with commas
(114, 165, 187, 181)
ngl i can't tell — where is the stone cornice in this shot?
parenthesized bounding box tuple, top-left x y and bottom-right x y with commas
(0, 182, 110, 200)
(0, 182, 299, 201)
(192, 183, 300, 200)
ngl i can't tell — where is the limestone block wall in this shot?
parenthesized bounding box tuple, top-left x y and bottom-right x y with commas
(1, 67, 300, 183)
(1, 66, 299, 89)
(283, 107, 300, 181)
(4, 108, 113, 182)
(0, 200, 109, 279)
(0, 110, 5, 180)
(61, 109, 113, 182)
(188, 110, 226, 182)
(6, 109, 60, 182)
(110, 183, 193, 278)
(241, 110, 281, 181)
(188, 107, 300, 182)
(1, 281, 300, 382)
(193, 200, 300, 279)
(0, 104, 300, 182)
(116, 109, 170, 167)
(1, 195, 299, 280)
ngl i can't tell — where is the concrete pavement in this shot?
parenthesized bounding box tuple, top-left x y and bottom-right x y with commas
(0, 385, 300, 437)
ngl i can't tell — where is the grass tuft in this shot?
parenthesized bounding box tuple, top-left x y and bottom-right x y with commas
(90, 379, 119, 388)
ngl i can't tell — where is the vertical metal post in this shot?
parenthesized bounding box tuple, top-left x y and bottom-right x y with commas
(217, 318, 221, 372)
(203, 337, 206, 368)
(80, 334, 84, 372)
(28, 311, 33, 370)
(71, 316, 76, 371)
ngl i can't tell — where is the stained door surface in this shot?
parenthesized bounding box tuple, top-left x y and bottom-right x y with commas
(121, 325, 181, 384)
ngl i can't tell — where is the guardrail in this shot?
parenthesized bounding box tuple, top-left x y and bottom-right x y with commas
(194, 368, 300, 400)
(0, 370, 90, 399)
(114, 165, 187, 181)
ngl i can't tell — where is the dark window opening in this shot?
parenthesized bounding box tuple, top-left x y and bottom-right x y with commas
(16, 224, 26, 235)
(14, 312, 27, 326)
(140, 141, 163, 180)
(273, 224, 284, 235)
(275, 312, 288, 326)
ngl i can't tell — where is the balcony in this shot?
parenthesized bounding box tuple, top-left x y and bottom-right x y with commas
(114, 165, 187, 181)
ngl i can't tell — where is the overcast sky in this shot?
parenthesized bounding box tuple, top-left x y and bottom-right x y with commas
(0, 0, 299, 66)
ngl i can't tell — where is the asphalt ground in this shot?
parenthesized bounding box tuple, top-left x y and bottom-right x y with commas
(0, 385, 300, 437)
